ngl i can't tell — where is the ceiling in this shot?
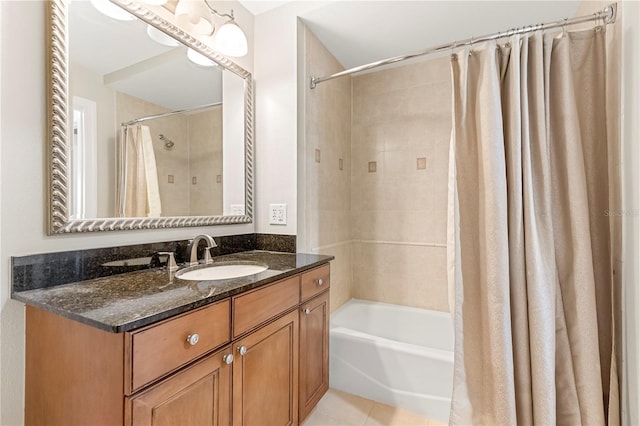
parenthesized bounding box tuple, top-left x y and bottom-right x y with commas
(239, 1, 582, 70)
(69, 0, 223, 111)
(238, 0, 292, 15)
(71, 0, 583, 108)
(297, 1, 582, 70)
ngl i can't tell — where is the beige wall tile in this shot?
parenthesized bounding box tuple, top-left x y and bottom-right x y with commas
(305, 24, 450, 314)
(352, 243, 448, 312)
(188, 107, 223, 216)
(303, 24, 353, 302)
(351, 55, 451, 312)
(317, 243, 352, 312)
(117, 93, 225, 217)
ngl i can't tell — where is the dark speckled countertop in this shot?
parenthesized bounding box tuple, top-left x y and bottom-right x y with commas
(12, 251, 333, 333)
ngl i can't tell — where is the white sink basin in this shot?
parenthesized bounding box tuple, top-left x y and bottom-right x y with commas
(175, 263, 268, 281)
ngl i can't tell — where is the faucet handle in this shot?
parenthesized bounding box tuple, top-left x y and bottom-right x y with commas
(158, 251, 178, 272)
(203, 247, 214, 265)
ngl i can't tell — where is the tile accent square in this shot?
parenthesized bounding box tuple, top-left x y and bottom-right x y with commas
(191, 176, 197, 185)
(216, 175, 222, 183)
(417, 157, 427, 170)
(368, 161, 377, 173)
(167, 175, 174, 184)
(339, 158, 344, 170)
(315, 149, 321, 163)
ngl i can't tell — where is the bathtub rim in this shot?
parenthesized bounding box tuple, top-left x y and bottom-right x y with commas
(331, 298, 453, 324)
(330, 298, 454, 360)
(331, 325, 454, 363)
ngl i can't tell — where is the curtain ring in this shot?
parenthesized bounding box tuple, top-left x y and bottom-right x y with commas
(563, 18, 568, 36)
(451, 41, 457, 60)
(468, 36, 474, 56)
(596, 11, 604, 31)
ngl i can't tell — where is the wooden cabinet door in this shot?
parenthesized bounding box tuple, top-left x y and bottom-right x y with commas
(127, 346, 233, 426)
(233, 310, 299, 426)
(298, 291, 330, 422)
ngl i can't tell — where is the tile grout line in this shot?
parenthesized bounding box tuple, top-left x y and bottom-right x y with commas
(362, 400, 376, 426)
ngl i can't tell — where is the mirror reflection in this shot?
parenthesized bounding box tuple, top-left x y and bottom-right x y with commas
(67, 0, 246, 219)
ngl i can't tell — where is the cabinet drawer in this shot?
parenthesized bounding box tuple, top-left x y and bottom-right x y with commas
(126, 300, 231, 394)
(301, 264, 330, 302)
(233, 276, 300, 338)
(126, 345, 232, 426)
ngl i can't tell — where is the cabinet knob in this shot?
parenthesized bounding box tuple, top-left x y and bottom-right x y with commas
(315, 278, 324, 286)
(223, 354, 234, 365)
(303, 307, 311, 315)
(238, 345, 248, 356)
(186, 333, 200, 346)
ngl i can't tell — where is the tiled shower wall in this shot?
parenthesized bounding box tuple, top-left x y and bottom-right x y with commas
(350, 58, 451, 312)
(117, 93, 223, 217)
(188, 106, 223, 216)
(303, 24, 451, 312)
(303, 26, 353, 312)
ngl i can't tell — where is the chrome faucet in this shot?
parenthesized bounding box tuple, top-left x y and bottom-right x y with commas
(186, 234, 217, 267)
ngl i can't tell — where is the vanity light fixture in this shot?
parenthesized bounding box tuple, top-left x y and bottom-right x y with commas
(212, 16, 248, 57)
(172, 0, 248, 57)
(139, 0, 169, 5)
(175, 0, 215, 36)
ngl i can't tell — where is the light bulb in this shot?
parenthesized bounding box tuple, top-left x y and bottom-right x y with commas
(89, 0, 135, 21)
(187, 49, 217, 67)
(213, 20, 248, 57)
(175, 0, 214, 35)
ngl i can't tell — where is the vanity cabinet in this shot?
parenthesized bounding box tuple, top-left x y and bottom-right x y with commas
(299, 291, 330, 422)
(232, 310, 299, 426)
(126, 346, 233, 426)
(125, 299, 231, 394)
(24, 263, 330, 426)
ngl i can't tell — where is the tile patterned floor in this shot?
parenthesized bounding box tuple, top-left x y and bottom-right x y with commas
(302, 389, 448, 426)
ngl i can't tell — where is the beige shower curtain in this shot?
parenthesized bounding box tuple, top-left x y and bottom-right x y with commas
(448, 27, 619, 425)
(116, 124, 162, 217)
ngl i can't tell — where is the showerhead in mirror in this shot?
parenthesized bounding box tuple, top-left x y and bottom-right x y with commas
(159, 134, 175, 150)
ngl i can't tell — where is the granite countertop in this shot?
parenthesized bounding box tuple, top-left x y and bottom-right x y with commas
(12, 251, 333, 333)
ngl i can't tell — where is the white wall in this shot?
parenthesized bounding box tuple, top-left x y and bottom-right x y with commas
(0, 2, 253, 424)
(620, 2, 640, 424)
(253, 1, 327, 235)
(222, 71, 247, 214)
(69, 62, 116, 217)
(0, 2, 3, 420)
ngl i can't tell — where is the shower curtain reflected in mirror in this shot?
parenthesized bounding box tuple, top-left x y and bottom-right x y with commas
(115, 124, 162, 217)
(448, 27, 619, 425)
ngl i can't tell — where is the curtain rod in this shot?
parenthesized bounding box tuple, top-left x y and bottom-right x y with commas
(122, 101, 223, 126)
(310, 3, 617, 89)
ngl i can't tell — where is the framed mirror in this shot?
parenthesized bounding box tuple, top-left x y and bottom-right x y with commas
(46, 0, 254, 233)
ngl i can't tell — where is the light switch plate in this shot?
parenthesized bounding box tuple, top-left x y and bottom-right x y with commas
(269, 203, 287, 225)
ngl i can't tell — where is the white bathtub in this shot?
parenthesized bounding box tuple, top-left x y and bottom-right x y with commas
(330, 299, 454, 423)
